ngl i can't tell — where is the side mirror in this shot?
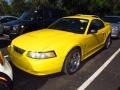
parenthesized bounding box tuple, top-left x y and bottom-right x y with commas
(90, 29, 97, 33)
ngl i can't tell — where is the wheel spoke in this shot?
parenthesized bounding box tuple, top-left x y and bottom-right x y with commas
(67, 51, 80, 73)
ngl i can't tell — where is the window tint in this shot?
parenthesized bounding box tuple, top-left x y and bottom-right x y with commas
(89, 19, 104, 32)
(19, 11, 37, 21)
(0, 17, 16, 23)
(7, 17, 17, 21)
(95, 20, 104, 29)
(0, 18, 8, 23)
(49, 18, 89, 34)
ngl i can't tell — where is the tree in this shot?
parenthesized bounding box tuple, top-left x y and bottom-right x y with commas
(32, 0, 49, 9)
(0, 0, 11, 15)
(0, 0, 5, 15)
(1, 0, 120, 16)
(11, 0, 26, 16)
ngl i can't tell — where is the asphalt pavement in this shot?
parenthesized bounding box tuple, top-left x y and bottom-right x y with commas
(0, 37, 120, 90)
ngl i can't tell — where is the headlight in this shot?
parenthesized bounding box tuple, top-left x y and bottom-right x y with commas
(3, 25, 10, 29)
(13, 25, 19, 31)
(27, 51, 56, 59)
(21, 25, 24, 28)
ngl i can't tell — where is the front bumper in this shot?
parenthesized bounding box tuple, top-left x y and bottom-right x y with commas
(3, 26, 19, 39)
(8, 46, 64, 76)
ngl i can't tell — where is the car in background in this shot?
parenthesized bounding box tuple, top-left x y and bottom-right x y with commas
(0, 36, 10, 49)
(102, 16, 120, 38)
(2, 7, 66, 39)
(0, 50, 13, 90)
(8, 15, 111, 76)
(0, 16, 18, 35)
(0, 16, 17, 24)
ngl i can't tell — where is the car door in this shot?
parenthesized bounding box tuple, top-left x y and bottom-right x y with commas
(93, 19, 106, 45)
(82, 19, 105, 59)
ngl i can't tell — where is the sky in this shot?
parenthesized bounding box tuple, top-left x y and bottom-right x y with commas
(5, 0, 29, 4)
(5, 0, 11, 4)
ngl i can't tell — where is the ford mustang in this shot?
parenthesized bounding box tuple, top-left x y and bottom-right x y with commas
(8, 15, 112, 75)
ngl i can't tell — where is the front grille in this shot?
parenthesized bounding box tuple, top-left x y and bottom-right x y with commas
(14, 46, 25, 54)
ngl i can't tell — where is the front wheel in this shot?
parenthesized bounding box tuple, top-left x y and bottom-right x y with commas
(104, 35, 111, 49)
(63, 48, 81, 75)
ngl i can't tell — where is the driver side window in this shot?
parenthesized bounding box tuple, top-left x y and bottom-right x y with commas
(88, 19, 105, 34)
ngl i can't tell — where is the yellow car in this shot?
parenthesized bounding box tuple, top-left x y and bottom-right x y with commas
(8, 15, 112, 75)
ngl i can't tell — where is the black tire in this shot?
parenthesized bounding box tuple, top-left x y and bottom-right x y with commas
(63, 48, 81, 75)
(104, 35, 111, 49)
(0, 80, 11, 90)
(0, 73, 12, 90)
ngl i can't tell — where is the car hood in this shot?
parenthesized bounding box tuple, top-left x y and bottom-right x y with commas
(12, 29, 83, 51)
(4, 19, 30, 26)
(4, 19, 21, 26)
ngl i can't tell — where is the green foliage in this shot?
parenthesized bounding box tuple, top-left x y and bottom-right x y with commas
(0, 0, 120, 16)
(0, 0, 12, 15)
(11, 0, 26, 16)
(31, 0, 50, 9)
(0, 0, 5, 15)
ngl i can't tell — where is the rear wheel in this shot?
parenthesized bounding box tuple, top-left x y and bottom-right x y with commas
(104, 35, 111, 49)
(63, 48, 81, 75)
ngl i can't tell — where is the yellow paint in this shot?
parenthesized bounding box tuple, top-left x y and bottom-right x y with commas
(0, 51, 4, 65)
(8, 15, 111, 75)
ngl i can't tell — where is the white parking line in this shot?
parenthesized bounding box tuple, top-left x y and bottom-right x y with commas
(77, 48, 120, 90)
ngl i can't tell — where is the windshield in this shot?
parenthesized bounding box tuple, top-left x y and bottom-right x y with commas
(48, 18, 89, 34)
(103, 17, 120, 23)
(19, 11, 39, 21)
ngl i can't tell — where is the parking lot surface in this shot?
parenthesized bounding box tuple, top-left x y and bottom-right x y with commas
(0, 38, 120, 90)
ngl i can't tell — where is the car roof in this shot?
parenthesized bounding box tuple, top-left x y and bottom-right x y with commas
(0, 16, 18, 19)
(64, 14, 100, 20)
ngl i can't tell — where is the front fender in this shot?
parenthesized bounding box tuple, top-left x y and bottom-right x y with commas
(58, 42, 83, 66)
